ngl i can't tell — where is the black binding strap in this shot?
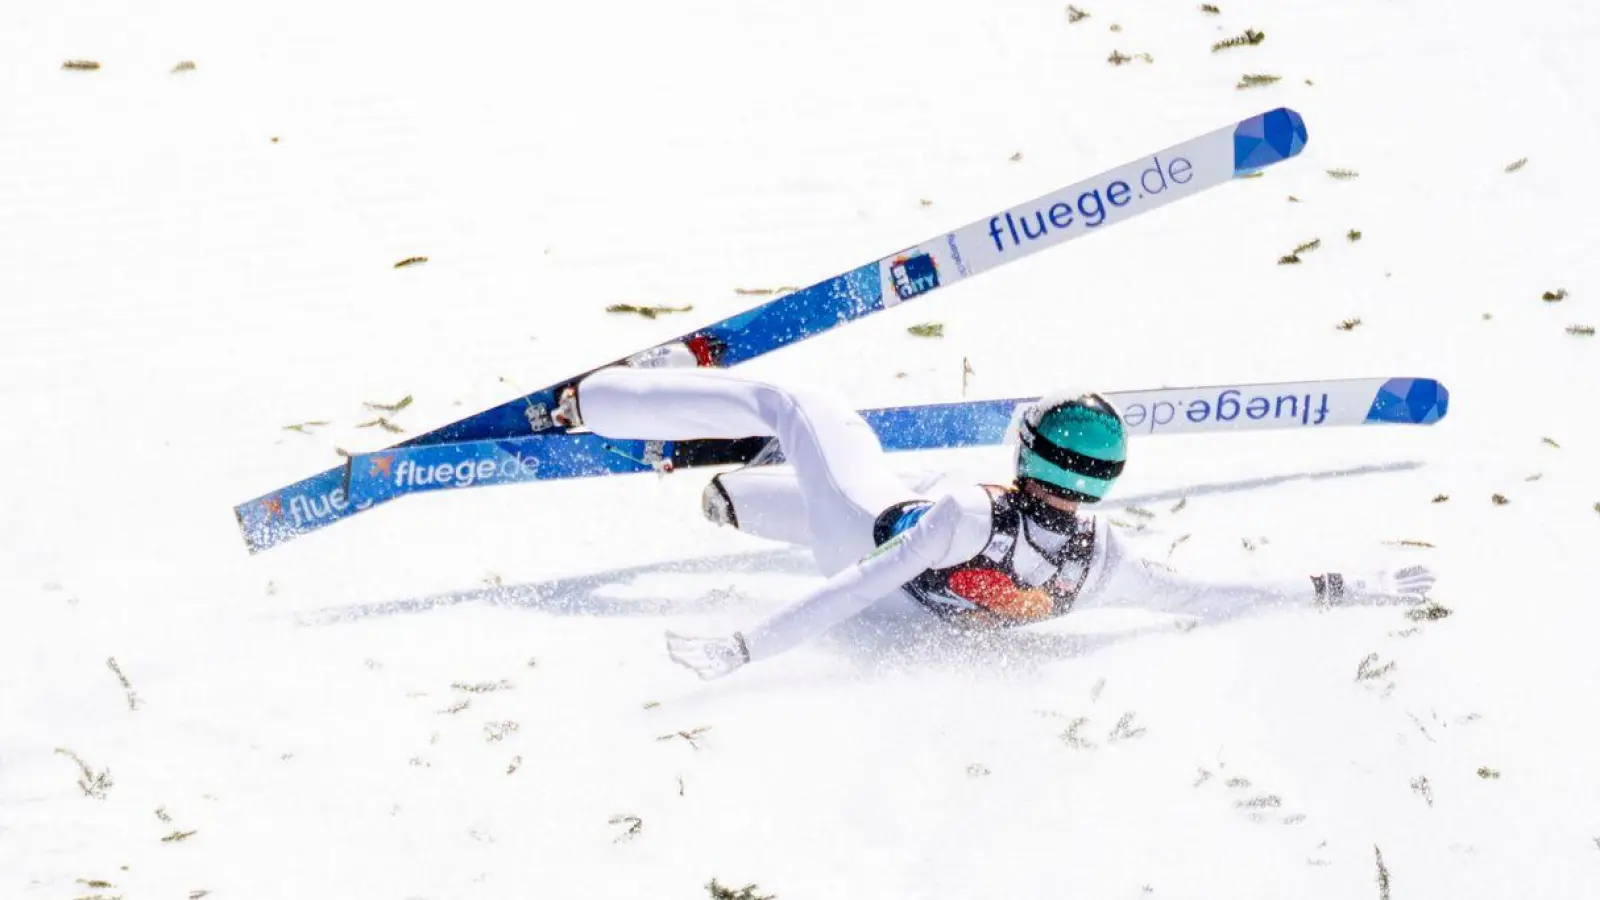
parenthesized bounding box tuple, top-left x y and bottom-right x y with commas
(1311, 573, 1346, 603)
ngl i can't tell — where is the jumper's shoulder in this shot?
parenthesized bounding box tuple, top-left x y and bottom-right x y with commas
(874, 484, 996, 570)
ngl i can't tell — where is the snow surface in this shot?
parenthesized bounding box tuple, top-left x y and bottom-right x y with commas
(3, 1, 1599, 897)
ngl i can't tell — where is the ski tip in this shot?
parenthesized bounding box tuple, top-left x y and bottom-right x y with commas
(233, 503, 260, 554)
(1232, 108, 1309, 176)
(1366, 378, 1450, 425)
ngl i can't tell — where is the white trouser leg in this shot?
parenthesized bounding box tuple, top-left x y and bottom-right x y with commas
(706, 466, 813, 548)
(578, 368, 912, 575)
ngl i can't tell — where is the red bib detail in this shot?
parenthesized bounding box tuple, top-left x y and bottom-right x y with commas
(947, 568, 1052, 621)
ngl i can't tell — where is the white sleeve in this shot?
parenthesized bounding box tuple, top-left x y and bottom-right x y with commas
(1077, 526, 1317, 622)
(741, 491, 990, 662)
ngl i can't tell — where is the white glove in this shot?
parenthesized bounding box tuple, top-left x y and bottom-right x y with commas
(665, 631, 750, 681)
(1316, 565, 1437, 606)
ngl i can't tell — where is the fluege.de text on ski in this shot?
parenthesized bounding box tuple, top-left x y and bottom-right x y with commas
(1124, 388, 1331, 434)
(987, 155, 1193, 252)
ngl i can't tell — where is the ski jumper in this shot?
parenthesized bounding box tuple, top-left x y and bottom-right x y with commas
(577, 367, 1388, 666)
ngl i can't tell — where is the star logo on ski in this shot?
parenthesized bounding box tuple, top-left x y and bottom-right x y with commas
(260, 496, 284, 519)
(369, 455, 394, 477)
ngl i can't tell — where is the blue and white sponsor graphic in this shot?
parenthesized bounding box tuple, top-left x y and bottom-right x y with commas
(335, 377, 1447, 509)
(235, 109, 1309, 552)
(235, 470, 368, 552)
(1112, 377, 1447, 435)
(863, 376, 1445, 444)
(880, 107, 1309, 307)
(1120, 388, 1333, 433)
(349, 435, 668, 506)
(889, 250, 940, 301)
(982, 154, 1198, 254)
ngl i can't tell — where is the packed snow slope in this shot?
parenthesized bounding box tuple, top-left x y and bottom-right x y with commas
(3, 1, 1598, 897)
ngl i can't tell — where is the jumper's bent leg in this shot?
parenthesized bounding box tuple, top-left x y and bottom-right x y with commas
(577, 368, 910, 574)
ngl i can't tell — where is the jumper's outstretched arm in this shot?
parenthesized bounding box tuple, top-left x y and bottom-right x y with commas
(1079, 528, 1436, 622)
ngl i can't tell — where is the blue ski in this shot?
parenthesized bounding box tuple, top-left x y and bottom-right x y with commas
(236, 108, 1310, 551)
(337, 377, 1447, 508)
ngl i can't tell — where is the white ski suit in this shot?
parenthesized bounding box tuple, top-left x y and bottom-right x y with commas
(574, 367, 1434, 678)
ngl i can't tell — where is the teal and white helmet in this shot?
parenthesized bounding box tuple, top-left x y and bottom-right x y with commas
(1015, 391, 1127, 503)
